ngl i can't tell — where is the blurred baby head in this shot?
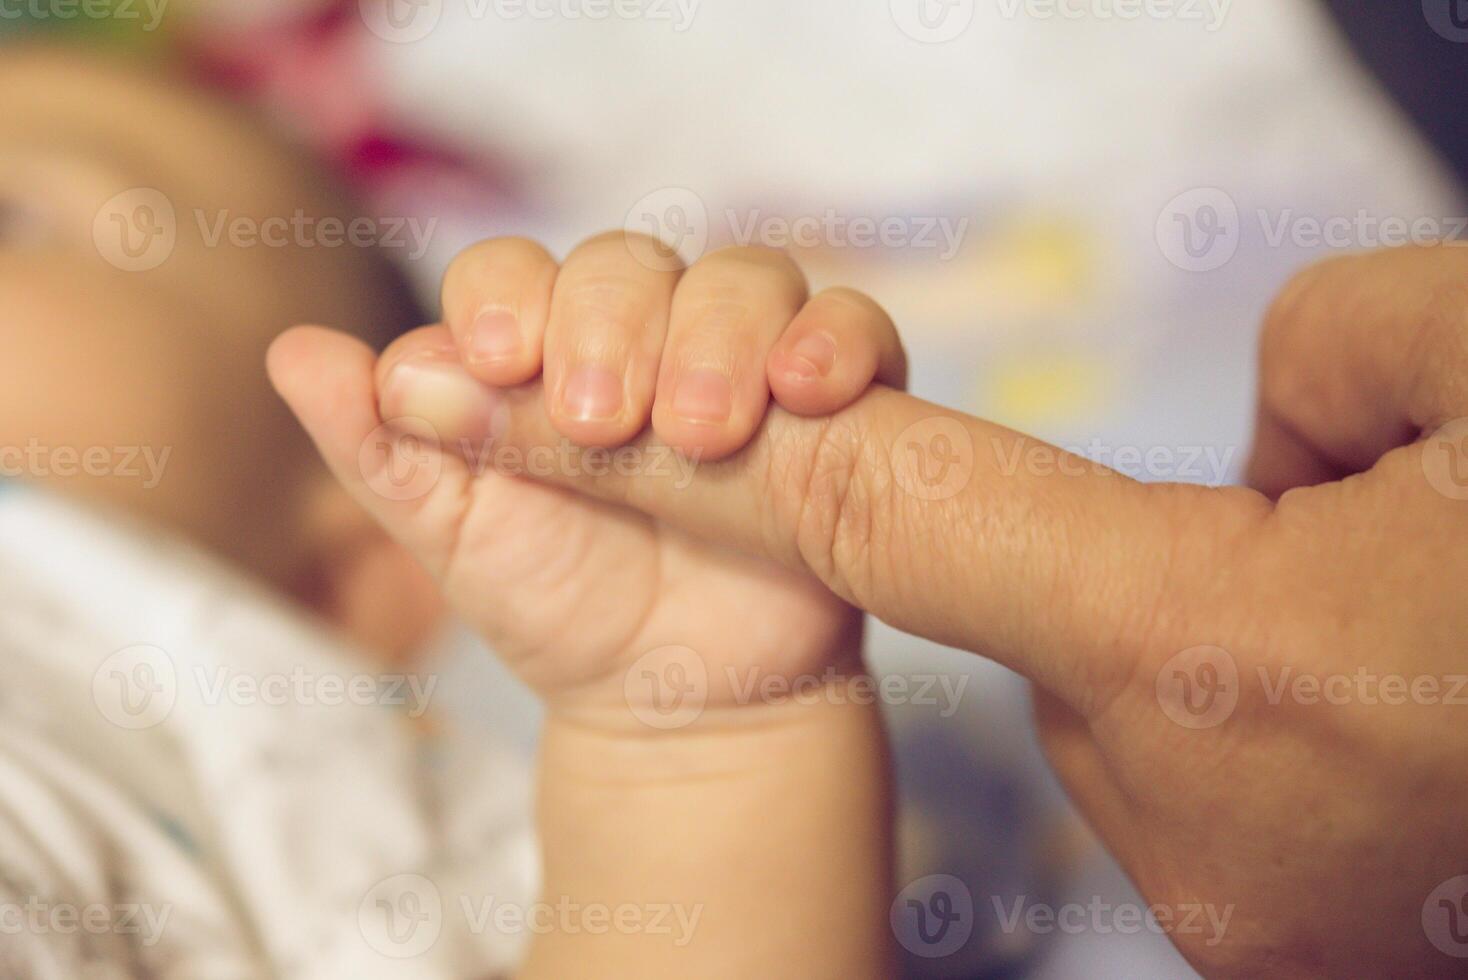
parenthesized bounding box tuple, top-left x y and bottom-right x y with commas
(0, 44, 440, 660)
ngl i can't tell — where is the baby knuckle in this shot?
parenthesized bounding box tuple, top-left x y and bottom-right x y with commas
(577, 230, 684, 274)
(693, 247, 807, 296)
(813, 285, 888, 320)
(578, 228, 652, 253)
(444, 237, 550, 293)
(556, 273, 651, 330)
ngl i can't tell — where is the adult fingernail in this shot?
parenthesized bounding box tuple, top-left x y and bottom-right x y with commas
(562, 364, 623, 421)
(672, 367, 733, 424)
(787, 332, 837, 380)
(469, 308, 522, 365)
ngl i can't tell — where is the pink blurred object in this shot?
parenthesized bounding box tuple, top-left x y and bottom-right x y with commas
(181, 0, 517, 217)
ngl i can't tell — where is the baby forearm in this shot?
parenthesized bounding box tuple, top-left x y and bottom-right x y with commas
(520, 677, 894, 979)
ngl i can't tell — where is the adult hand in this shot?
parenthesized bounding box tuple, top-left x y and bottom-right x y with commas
(285, 237, 1468, 976)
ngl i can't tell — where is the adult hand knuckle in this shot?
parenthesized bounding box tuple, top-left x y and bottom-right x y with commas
(785, 416, 890, 602)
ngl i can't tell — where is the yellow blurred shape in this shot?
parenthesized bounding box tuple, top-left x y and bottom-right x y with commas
(984, 353, 1116, 429)
(986, 216, 1096, 304)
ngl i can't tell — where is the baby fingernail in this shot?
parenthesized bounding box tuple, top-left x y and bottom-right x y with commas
(469, 308, 522, 364)
(562, 365, 623, 421)
(673, 368, 733, 424)
(787, 332, 837, 380)
(382, 358, 500, 443)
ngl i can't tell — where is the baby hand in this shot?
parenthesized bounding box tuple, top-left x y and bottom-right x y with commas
(269, 233, 904, 730)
